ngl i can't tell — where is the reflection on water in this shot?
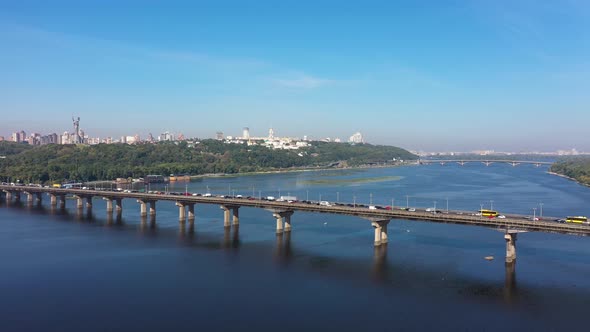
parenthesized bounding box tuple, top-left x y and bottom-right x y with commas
(372, 244, 388, 283)
(274, 232, 293, 264)
(504, 261, 517, 304)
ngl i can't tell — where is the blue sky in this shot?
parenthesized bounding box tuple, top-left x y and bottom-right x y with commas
(1, 0, 589, 151)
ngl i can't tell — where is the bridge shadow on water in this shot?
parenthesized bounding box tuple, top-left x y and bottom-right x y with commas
(1, 201, 588, 311)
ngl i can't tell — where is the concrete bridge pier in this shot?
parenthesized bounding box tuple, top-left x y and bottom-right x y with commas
(104, 198, 113, 213)
(138, 200, 147, 217)
(176, 202, 186, 222)
(75, 196, 84, 209)
(187, 203, 195, 221)
(86, 196, 93, 209)
(58, 195, 66, 209)
(221, 205, 240, 226)
(272, 211, 294, 234)
(50, 193, 57, 206)
(370, 219, 390, 246)
(24, 192, 34, 205)
(149, 201, 157, 217)
(505, 232, 518, 263)
(14, 192, 20, 203)
(115, 198, 123, 215)
(4, 191, 12, 202)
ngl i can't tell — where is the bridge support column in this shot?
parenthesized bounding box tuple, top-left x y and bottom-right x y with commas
(270, 210, 294, 234)
(14, 192, 20, 203)
(5, 191, 13, 202)
(59, 195, 66, 209)
(370, 219, 390, 246)
(25, 192, 34, 204)
(115, 198, 122, 214)
(220, 205, 231, 227)
(149, 201, 156, 217)
(86, 196, 93, 209)
(176, 202, 186, 222)
(50, 194, 57, 206)
(138, 200, 147, 217)
(275, 213, 284, 234)
(284, 212, 294, 232)
(504, 232, 517, 263)
(104, 198, 113, 213)
(232, 206, 239, 225)
(76, 196, 84, 209)
(187, 204, 195, 221)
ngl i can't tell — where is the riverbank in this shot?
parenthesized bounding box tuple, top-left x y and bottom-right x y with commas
(547, 171, 590, 188)
(189, 161, 417, 180)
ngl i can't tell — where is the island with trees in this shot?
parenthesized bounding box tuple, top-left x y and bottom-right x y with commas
(0, 140, 417, 184)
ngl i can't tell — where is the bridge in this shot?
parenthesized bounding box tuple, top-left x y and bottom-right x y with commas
(1, 184, 588, 264)
(419, 159, 553, 167)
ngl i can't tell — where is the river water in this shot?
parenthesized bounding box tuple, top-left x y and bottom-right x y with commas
(1, 164, 589, 331)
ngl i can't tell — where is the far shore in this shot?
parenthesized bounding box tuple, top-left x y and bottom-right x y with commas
(547, 171, 590, 188)
(188, 161, 417, 180)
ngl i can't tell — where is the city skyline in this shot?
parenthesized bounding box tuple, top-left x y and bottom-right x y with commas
(1, 1, 589, 151)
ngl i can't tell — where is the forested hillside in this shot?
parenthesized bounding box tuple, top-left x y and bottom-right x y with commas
(0, 140, 416, 183)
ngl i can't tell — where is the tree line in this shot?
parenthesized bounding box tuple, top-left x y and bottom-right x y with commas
(550, 157, 590, 186)
(0, 140, 417, 184)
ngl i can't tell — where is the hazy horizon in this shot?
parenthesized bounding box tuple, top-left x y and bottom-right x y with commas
(1, 1, 589, 151)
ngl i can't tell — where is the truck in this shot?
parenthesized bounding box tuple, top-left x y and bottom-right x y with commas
(266, 196, 276, 201)
(279, 196, 297, 202)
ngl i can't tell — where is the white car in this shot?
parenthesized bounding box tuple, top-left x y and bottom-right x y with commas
(497, 215, 506, 219)
(408, 208, 416, 212)
(204, 193, 212, 197)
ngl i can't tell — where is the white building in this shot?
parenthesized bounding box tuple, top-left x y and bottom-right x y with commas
(349, 132, 364, 143)
(243, 127, 250, 140)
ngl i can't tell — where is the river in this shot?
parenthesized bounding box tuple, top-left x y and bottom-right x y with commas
(1, 164, 589, 331)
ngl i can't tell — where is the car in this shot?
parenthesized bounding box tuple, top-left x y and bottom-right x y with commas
(192, 193, 201, 196)
(497, 215, 506, 219)
(204, 193, 212, 197)
(407, 208, 416, 212)
(385, 206, 392, 210)
(368, 205, 377, 210)
(235, 195, 243, 198)
(532, 217, 539, 221)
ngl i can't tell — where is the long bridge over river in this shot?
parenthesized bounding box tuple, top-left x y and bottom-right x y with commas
(1, 184, 588, 263)
(419, 159, 553, 167)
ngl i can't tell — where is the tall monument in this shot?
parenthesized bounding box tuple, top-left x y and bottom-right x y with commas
(72, 116, 81, 144)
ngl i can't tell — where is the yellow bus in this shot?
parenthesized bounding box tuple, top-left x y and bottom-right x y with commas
(52, 183, 62, 188)
(479, 209, 499, 218)
(566, 216, 587, 224)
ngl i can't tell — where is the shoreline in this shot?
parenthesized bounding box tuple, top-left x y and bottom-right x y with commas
(546, 171, 590, 188)
(188, 161, 418, 180)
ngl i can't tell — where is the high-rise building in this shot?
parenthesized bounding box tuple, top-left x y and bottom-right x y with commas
(268, 127, 274, 140)
(216, 131, 224, 140)
(243, 127, 250, 140)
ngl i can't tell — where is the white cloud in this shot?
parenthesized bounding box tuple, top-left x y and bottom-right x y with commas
(274, 74, 334, 89)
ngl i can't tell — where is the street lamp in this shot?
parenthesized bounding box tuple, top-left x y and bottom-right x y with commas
(406, 195, 409, 209)
(446, 197, 449, 213)
(480, 204, 483, 219)
(337, 191, 339, 203)
(353, 195, 356, 208)
(306, 190, 309, 201)
(539, 202, 544, 218)
(391, 198, 394, 209)
(433, 201, 437, 214)
(533, 207, 537, 221)
(370, 193, 373, 206)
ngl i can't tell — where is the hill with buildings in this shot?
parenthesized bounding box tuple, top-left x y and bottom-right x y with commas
(550, 157, 590, 186)
(0, 140, 416, 184)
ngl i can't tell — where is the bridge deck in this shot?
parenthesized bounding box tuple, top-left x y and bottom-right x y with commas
(2, 185, 588, 236)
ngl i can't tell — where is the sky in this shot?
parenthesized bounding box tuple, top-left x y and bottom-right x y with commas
(0, 0, 589, 152)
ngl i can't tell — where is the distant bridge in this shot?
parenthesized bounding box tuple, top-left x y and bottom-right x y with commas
(419, 159, 553, 167)
(1, 184, 588, 264)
